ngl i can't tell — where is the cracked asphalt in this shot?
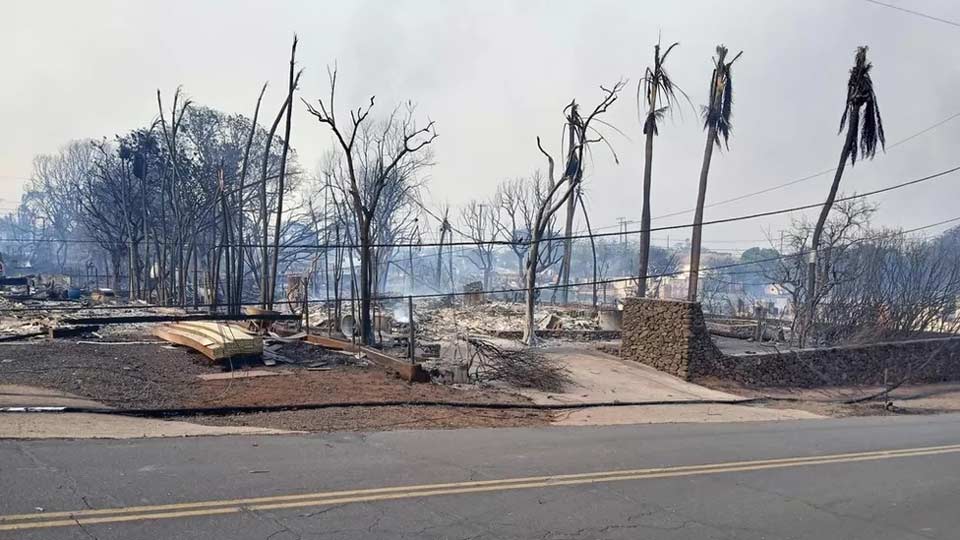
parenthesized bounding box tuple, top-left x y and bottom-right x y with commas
(2, 413, 960, 539)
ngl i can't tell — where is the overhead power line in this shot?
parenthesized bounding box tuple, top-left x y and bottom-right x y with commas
(588, 110, 960, 233)
(1, 163, 957, 251)
(4, 214, 958, 314)
(863, 0, 960, 28)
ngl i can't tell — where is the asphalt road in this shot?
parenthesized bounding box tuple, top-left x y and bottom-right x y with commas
(2, 413, 960, 539)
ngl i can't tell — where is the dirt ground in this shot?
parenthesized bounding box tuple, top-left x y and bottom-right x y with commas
(696, 377, 960, 417)
(190, 406, 551, 432)
(0, 341, 215, 408)
(5, 334, 960, 436)
(0, 338, 550, 432)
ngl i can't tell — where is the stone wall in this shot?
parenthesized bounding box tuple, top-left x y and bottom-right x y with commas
(620, 298, 721, 379)
(620, 297, 960, 388)
(702, 337, 960, 388)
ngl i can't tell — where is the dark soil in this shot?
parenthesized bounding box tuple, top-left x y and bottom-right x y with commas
(185, 366, 531, 408)
(0, 341, 216, 408)
(0, 339, 546, 432)
(266, 340, 355, 366)
(190, 406, 552, 432)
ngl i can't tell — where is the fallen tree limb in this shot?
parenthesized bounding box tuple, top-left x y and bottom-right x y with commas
(467, 337, 572, 392)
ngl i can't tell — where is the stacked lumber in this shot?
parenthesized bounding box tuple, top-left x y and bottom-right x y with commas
(154, 322, 262, 362)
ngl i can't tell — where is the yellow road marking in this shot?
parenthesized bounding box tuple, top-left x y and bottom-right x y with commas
(2, 443, 958, 532)
(5, 442, 956, 522)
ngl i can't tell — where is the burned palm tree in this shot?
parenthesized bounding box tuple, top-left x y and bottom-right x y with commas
(637, 38, 685, 297)
(805, 46, 885, 343)
(687, 45, 742, 301)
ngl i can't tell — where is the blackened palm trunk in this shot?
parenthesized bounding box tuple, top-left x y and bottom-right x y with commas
(805, 117, 857, 344)
(637, 129, 654, 297)
(687, 125, 717, 302)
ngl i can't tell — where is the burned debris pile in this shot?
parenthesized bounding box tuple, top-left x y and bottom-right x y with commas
(466, 337, 572, 392)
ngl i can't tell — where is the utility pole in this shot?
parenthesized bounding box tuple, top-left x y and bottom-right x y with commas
(408, 218, 419, 294)
(616, 218, 629, 247)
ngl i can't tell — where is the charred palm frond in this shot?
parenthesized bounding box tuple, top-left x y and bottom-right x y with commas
(839, 46, 886, 165)
(637, 40, 689, 136)
(701, 45, 743, 149)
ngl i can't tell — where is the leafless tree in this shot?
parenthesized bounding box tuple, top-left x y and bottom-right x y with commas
(764, 199, 874, 345)
(493, 173, 563, 281)
(266, 36, 303, 309)
(460, 199, 500, 290)
(24, 142, 91, 272)
(523, 81, 625, 344)
(305, 70, 436, 344)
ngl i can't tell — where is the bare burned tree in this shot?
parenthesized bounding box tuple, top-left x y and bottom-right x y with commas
(460, 199, 500, 290)
(224, 83, 267, 314)
(25, 142, 91, 272)
(494, 172, 564, 286)
(523, 82, 625, 345)
(817, 225, 960, 345)
(265, 36, 304, 309)
(155, 88, 194, 305)
(765, 199, 874, 345)
(304, 68, 437, 344)
(494, 177, 534, 277)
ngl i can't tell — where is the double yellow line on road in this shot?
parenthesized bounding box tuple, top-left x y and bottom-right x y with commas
(3, 443, 960, 532)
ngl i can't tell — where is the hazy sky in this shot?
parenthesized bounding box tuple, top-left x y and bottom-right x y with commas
(3, 0, 960, 249)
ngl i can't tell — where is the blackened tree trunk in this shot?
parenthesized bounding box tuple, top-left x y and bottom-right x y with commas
(687, 125, 717, 301)
(558, 122, 577, 305)
(805, 117, 857, 344)
(637, 129, 654, 297)
(268, 36, 299, 309)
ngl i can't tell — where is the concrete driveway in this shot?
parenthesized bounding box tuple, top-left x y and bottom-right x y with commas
(520, 347, 822, 425)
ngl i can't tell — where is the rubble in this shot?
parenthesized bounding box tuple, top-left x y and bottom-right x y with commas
(414, 301, 606, 341)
